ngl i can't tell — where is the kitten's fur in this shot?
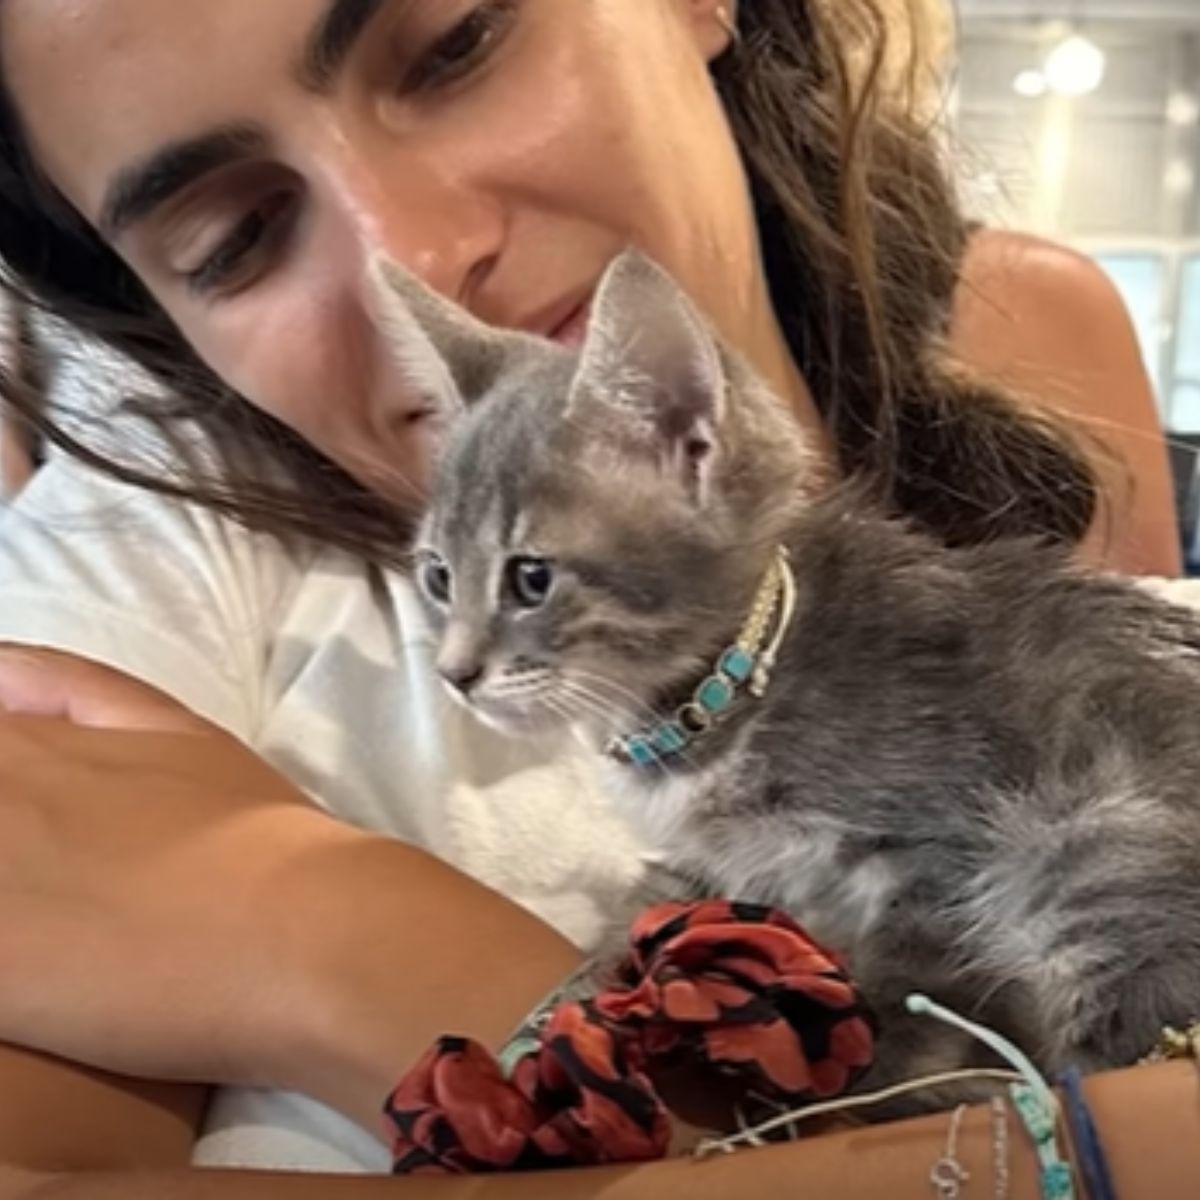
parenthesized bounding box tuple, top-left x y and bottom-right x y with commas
(376, 252, 1200, 1096)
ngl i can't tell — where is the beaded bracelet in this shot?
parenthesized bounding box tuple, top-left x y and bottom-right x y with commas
(1010, 1083, 1076, 1200)
(929, 1104, 970, 1200)
(1142, 1021, 1200, 1077)
(907, 996, 1076, 1200)
(930, 1100, 1013, 1200)
(991, 1097, 1011, 1200)
(494, 957, 602, 1077)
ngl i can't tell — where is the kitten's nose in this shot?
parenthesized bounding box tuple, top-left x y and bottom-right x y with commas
(439, 660, 485, 696)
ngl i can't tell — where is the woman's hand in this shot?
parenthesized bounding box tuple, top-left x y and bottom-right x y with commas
(0, 647, 212, 728)
(0, 648, 582, 1132)
(0, 648, 348, 1088)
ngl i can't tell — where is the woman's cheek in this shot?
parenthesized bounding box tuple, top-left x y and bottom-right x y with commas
(186, 286, 365, 438)
(182, 288, 436, 504)
(351, 413, 441, 505)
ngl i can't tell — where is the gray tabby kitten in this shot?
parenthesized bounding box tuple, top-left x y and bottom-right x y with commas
(374, 249, 1200, 1095)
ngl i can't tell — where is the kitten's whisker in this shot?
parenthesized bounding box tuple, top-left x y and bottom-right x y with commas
(560, 672, 698, 767)
(561, 676, 696, 777)
(545, 684, 631, 754)
(554, 679, 628, 732)
(555, 677, 667, 745)
(560, 669, 663, 728)
(558, 676, 698, 777)
(542, 691, 593, 736)
(554, 679, 677, 767)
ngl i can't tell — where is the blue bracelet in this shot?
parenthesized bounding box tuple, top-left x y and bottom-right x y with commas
(1060, 1067, 1118, 1200)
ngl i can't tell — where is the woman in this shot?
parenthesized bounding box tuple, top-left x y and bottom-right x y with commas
(0, 1, 1192, 1197)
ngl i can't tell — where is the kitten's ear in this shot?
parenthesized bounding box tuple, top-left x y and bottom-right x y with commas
(568, 249, 726, 499)
(367, 257, 513, 415)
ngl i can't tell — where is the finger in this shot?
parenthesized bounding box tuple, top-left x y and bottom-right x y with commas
(0, 647, 208, 733)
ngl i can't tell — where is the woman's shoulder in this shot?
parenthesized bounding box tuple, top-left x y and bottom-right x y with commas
(955, 228, 1131, 344)
(951, 228, 1182, 577)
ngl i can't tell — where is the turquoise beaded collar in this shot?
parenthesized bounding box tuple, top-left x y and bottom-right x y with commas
(606, 548, 797, 769)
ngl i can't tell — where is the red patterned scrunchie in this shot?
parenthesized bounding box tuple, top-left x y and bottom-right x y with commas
(384, 900, 877, 1175)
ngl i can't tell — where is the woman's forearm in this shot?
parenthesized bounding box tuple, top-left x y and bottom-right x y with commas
(18, 1063, 1199, 1200)
(261, 830, 583, 1132)
(0, 1046, 205, 1172)
(0, 697, 583, 1150)
(0, 831, 583, 1177)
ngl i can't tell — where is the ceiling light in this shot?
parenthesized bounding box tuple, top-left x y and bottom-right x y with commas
(1165, 159, 1195, 196)
(1013, 69, 1048, 99)
(1167, 91, 1200, 126)
(1043, 35, 1107, 97)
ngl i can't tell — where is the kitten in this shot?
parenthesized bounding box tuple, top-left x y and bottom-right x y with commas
(374, 250, 1200, 1098)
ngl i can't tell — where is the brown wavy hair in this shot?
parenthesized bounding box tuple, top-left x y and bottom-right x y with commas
(0, 0, 1098, 563)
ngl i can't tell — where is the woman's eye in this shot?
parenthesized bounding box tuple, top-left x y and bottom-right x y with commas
(508, 557, 554, 609)
(420, 555, 454, 605)
(185, 193, 297, 296)
(405, 1, 519, 92)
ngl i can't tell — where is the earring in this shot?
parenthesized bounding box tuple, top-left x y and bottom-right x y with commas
(715, 5, 742, 47)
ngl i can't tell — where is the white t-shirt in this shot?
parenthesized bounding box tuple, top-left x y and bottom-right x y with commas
(0, 455, 646, 1173)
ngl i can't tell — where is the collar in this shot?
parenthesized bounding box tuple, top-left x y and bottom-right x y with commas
(606, 546, 797, 769)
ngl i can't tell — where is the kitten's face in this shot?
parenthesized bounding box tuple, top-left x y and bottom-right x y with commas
(373, 251, 806, 742)
(415, 395, 743, 741)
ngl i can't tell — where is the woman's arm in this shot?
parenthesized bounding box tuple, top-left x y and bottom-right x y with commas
(0, 828, 581, 1167)
(0, 1047, 205, 1171)
(0, 712, 582, 1135)
(952, 229, 1181, 577)
(0, 649, 583, 1147)
(10, 1062, 1198, 1200)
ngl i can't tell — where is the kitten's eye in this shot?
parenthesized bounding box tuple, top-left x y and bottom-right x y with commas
(508, 557, 554, 609)
(420, 555, 453, 605)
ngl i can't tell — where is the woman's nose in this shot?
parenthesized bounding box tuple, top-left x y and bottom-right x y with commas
(336, 152, 505, 308)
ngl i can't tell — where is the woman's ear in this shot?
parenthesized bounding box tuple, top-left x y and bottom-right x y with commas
(677, 0, 739, 63)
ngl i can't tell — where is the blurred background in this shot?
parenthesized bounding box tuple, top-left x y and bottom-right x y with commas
(955, 0, 1200, 561)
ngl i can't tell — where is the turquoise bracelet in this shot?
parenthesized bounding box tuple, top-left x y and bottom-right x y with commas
(1011, 1082, 1076, 1200)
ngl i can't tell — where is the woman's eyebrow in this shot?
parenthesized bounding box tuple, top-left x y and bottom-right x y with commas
(98, 124, 269, 238)
(98, 0, 395, 238)
(296, 0, 389, 93)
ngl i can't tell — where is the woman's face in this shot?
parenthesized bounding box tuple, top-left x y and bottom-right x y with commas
(3, 0, 807, 503)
